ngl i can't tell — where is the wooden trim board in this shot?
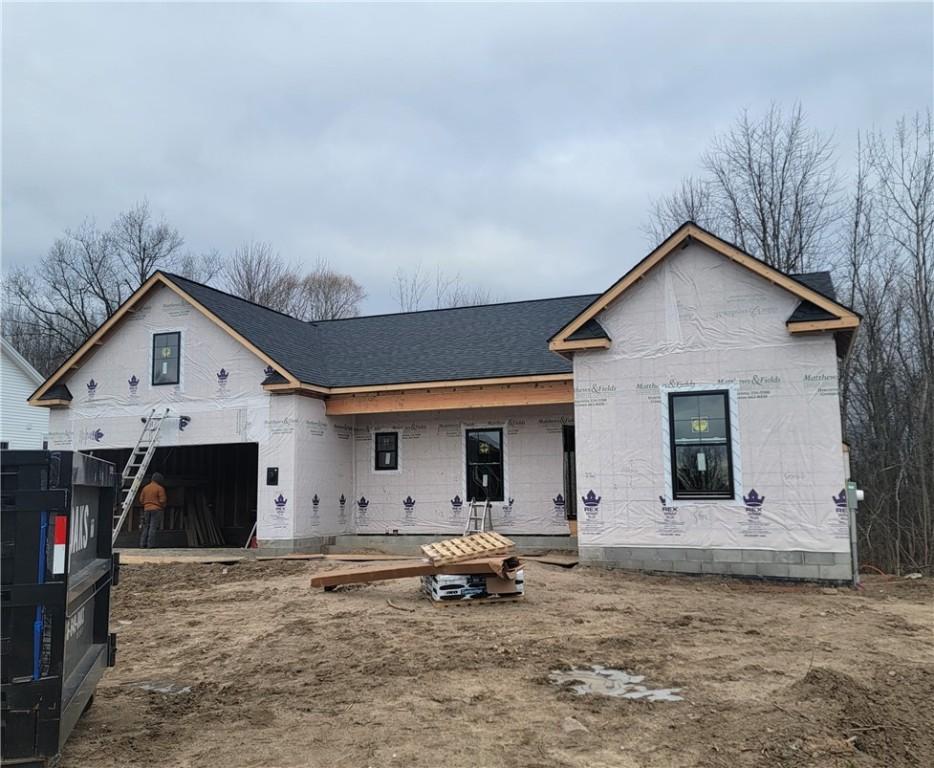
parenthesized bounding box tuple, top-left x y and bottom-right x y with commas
(326, 380, 573, 415)
(309, 556, 522, 588)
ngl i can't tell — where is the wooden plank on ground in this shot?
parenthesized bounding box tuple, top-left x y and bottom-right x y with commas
(323, 554, 418, 562)
(119, 554, 248, 565)
(421, 532, 515, 565)
(311, 560, 436, 587)
(525, 554, 579, 567)
(310, 556, 523, 589)
(256, 553, 326, 561)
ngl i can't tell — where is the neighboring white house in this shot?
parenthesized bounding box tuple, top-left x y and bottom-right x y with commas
(26, 223, 862, 580)
(1, 338, 49, 450)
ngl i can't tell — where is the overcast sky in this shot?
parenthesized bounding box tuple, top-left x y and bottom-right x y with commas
(2, 2, 931, 313)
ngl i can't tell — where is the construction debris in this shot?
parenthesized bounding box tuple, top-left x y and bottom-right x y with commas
(421, 532, 515, 565)
(309, 556, 522, 589)
(422, 569, 525, 603)
(309, 532, 525, 605)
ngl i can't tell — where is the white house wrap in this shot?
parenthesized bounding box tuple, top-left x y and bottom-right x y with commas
(573, 242, 848, 556)
(31, 223, 860, 580)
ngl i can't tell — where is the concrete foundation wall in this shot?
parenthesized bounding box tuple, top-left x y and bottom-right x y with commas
(579, 546, 853, 581)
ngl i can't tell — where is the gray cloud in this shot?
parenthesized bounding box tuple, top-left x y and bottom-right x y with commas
(3, 2, 931, 311)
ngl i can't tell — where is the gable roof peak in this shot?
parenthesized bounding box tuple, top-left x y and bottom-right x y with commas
(549, 222, 860, 352)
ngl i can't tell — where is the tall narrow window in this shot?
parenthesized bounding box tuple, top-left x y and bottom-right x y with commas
(374, 432, 398, 471)
(669, 391, 733, 500)
(466, 428, 504, 502)
(152, 332, 180, 385)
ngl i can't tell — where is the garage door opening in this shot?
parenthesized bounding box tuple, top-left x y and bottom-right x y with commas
(87, 443, 258, 548)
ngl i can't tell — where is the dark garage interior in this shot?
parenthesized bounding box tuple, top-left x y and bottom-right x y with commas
(87, 443, 258, 548)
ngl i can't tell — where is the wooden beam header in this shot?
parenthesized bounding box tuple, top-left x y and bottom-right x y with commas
(325, 380, 574, 416)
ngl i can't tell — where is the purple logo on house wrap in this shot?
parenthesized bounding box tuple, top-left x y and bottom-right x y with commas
(338, 494, 346, 513)
(217, 368, 229, 385)
(179, 416, 191, 432)
(89, 429, 104, 443)
(128, 375, 139, 395)
(743, 489, 765, 508)
(356, 496, 369, 520)
(582, 490, 601, 508)
(553, 493, 566, 520)
(833, 489, 847, 508)
(403, 496, 416, 520)
(581, 490, 601, 522)
(451, 495, 463, 510)
(264, 365, 275, 377)
(274, 494, 287, 511)
(312, 494, 319, 514)
(87, 379, 98, 395)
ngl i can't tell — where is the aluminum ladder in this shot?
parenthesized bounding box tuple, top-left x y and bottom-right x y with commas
(112, 407, 170, 544)
(463, 499, 493, 535)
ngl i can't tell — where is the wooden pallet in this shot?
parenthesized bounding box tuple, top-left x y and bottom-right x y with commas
(429, 594, 525, 608)
(421, 532, 515, 565)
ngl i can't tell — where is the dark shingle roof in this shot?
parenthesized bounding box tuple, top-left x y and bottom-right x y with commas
(164, 273, 595, 388)
(787, 272, 839, 323)
(164, 274, 329, 384)
(41, 383, 73, 401)
(566, 318, 610, 342)
(162, 267, 846, 390)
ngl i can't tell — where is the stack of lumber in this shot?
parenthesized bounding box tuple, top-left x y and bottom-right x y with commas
(309, 533, 524, 602)
(183, 490, 225, 546)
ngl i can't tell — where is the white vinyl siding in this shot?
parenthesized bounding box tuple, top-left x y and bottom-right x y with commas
(1, 345, 49, 449)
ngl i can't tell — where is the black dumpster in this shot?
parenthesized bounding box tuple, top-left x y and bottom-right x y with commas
(1, 450, 119, 767)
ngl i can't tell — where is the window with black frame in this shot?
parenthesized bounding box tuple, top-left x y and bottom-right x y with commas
(669, 391, 734, 499)
(152, 332, 180, 385)
(374, 432, 399, 471)
(465, 428, 504, 502)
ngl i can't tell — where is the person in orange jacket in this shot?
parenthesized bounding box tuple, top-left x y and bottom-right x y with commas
(138, 472, 166, 548)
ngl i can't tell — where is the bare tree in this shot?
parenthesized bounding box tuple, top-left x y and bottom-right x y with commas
(648, 104, 838, 272)
(110, 200, 185, 292)
(393, 264, 430, 312)
(174, 249, 225, 285)
(2, 201, 216, 375)
(842, 112, 934, 574)
(296, 259, 366, 321)
(644, 177, 716, 245)
(224, 241, 302, 312)
(393, 264, 494, 311)
(225, 244, 365, 320)
(3, 220, 124, 373)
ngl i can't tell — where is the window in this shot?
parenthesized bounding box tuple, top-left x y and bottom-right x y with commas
(152, 332, 180, 385)
(466, 428, 504, 502)
(374, 432, 398, 471)
(669, 390, 734, 500)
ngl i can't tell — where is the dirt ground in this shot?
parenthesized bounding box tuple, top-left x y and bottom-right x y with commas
(65, 560, 933, 768)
